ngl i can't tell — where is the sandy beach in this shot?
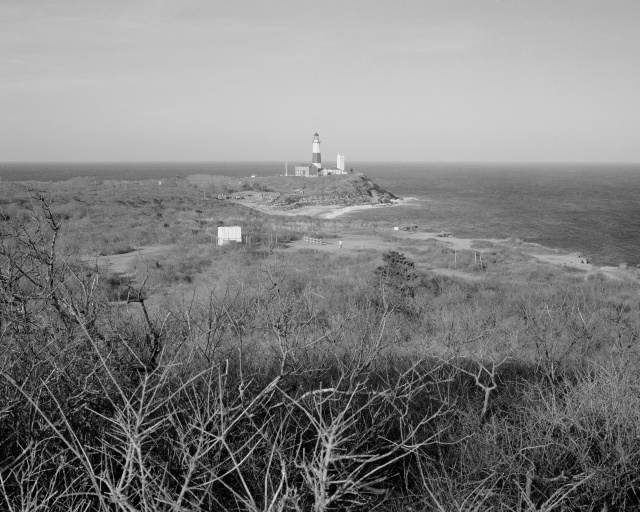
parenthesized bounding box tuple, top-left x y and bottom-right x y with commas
(320, 201, 405, 219)
(235, 199, 407, 218)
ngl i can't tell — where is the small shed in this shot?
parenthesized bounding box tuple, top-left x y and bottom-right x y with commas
(218, 226, 242, 246)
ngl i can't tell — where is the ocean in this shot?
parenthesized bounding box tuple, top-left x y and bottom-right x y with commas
(1, 161, 639, 267)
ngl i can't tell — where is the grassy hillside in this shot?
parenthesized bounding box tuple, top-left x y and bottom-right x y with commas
(0, 174, 396, 258)
(1, 180, 640, 510)
(185, 172, 400, 200)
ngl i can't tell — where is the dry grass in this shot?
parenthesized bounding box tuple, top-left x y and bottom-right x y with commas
(3, 186, 640, 510)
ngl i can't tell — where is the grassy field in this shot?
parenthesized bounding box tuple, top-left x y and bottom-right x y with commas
(1, 179, 640, 511)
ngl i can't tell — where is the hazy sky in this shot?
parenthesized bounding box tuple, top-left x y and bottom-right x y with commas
(1, 0, 639, 162)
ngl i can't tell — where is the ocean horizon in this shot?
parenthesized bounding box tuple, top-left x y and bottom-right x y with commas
(1, 161, 639, 267)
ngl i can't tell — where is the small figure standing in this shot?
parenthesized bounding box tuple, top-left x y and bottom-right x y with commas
(339, 239, 343, 249)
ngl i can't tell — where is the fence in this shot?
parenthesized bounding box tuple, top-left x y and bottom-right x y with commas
(303, 236, 322, 246)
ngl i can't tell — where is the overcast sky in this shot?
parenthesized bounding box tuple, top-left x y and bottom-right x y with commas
(1, 0, 639, 163)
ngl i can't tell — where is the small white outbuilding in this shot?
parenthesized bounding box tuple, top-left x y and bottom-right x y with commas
(217, 226, 242, 246)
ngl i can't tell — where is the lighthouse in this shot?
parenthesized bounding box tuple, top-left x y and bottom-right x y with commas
(311, 132, 322, 169)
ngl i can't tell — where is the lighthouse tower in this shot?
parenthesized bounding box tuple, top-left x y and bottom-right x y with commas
(311, 132, 322, 169)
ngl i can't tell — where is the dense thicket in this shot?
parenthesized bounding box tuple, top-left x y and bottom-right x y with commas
(2, 189, 640, 511)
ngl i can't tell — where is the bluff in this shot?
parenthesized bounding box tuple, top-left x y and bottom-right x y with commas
(185, 172, 400, 211)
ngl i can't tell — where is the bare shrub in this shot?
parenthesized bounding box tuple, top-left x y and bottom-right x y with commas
(4, 189, 640, 510)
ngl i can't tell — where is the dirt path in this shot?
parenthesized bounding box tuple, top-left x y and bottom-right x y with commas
(286, 235, 387, 253)
(391, 231, 509, 251)
(83, 245, 175, 276)
(284, 231, 636, 282)
(284, 232, 491, 282)
(285, 232, 506, 255)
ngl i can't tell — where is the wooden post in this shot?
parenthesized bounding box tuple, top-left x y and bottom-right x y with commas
(455, 251, 457, 269)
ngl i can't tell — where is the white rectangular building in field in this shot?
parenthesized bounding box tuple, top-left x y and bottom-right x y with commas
(337, 153, 345, 172)
(217, 226, 242, 246)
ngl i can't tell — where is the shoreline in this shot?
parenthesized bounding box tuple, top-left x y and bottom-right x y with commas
(320, 199, 407, 219)
(234, 198, 408, 218)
